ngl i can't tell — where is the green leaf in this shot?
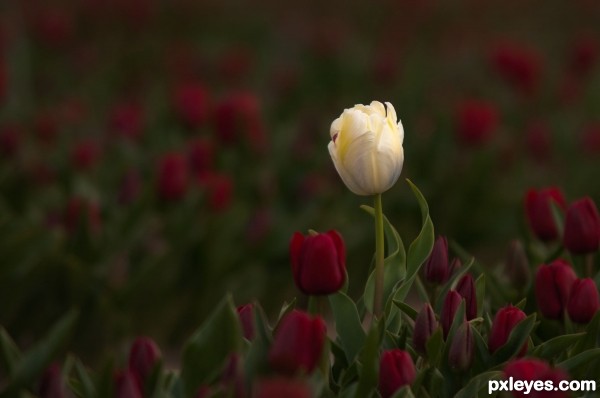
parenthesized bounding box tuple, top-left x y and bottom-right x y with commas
(391, 386, 416, 398)
(329, 292, 366, 363)
(472, 327, 492, 370)
(425, 327, 444, 367)
(572, 311, 600, 355)
(453, 370, 503, 398)
(392, 180, 435, 303)
(558, 348, 600, 375)
(1, 310, 78, 397)
(355, 319, 384, 398)
(0, 327, 21, 376)
(475, 274, 485, 319)
(181, 294, 243, 396)
(532, 333, 585, 360)
(276, 298, 296, 328)
(392, 300, 418, 321)
(70, 357, 96, 398)
(362, 206, 406, 314)
(491, 314, 536, 365)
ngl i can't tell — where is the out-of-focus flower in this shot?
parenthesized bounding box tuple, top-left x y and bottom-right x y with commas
(563, 197, 600, 255)
(441, 290, 463, 338)
(237, 303, 255, 340)
(157, 152, 188, 201)
(567, 278, 600, 323)
(221, 354, 245, 398)
(328, 101, 404, 196)
(173, 81, 210, 129)
(110, 101, 144, 141)
(568, 35, 599, 77)
(455, 100, 499, 146)
(217, 47, 253, 83)
(413, 303, 438, 355)
(448, 257, 462, 277)
(128, 336, 161, 385)
(268, 310, 326, 375)
(525, 120, 552, 162)
(289, 230, 346, 296)
(38, 362, 66, 398)
(114, 369, 143, 398)
(187, 138, 214, 176)
(199, 172, 233, 212)
(63, 197, 101, 235)
(524, 187, 567, 241)
(253, 377, 312, 398)
(213, 91, 267, 152)
(423, 236, 449, 285)
(34, 110, 59, 145)
(0, 124, 21, 158)
(456, 274, 477, 320)
(488, 305, 528, 355)
(503, 359, 570, 398)
(505, 240, 531, 291)
(378, 349, 416, 398)
(31, 7, 74, 48)
(489, 42, 542, 96)
(448, 321, 473, 371)
(71, 139, 101, 171)
(535, 259, 577, 320)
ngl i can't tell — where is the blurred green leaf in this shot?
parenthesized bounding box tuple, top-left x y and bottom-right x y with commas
(453, 370, 502, 398)
(275, 298, 296, 328)
(392, 300, 417, 321)
(0, 327, 21, 376)
(391, 386, 416, 398)
(0, 309, 78, 397)
(572, 311, 600, 355)
(425, 327, 444, 367)
(329, 292, 366, 363)
(558, 348, 600, 375)
(355, 318, 383, 398)
(70, 357, 96, 398)
(532, 333, 584, 360)
(181, 294, 243, 396)
(434, 258, 474, 314)
(474, 274, 485, 319)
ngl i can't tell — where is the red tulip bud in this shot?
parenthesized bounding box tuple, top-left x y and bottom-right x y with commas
(563, 197, 600, 255)
(289, 230, 346, 295)
(488, 305, 527, 355)
(423, 236, 449, 285)
(128, 337, 161, 385)
(535, 259, 577, 320)
(413, 303, 437, 355)
(489, 42, 541, 97)
(567, 278, 600, 323)
(524, 187, 566, 242)
(441, 290, 463, 338)
(173, 82, 210, 129)
(110, 101, 144, 140)
(187, 138, 214, 175)
(448, 257, 462, 278)
(38, 362, 66, 398)
(253, 377, 312, 398)
(456, 274, 477, 320)
(237, 303, 255, 340)
(503, 359, 570, 398)
(455, 100, 499, 146)
(448, 321, 473, 371)
(378, 349, 416, 398)
(157, 152, 188, 201)
(268, 310, 326, 375)
(114, 369, 143, 398)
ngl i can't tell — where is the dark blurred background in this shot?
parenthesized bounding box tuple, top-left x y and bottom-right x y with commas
(1, 0, 599, 364)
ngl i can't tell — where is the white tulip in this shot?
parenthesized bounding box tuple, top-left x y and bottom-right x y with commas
(328, 101, 404, 196)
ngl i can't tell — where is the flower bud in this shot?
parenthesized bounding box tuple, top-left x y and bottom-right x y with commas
(110, 101, 144, 141)
(199, 172, 233, 212)
(488, 305, 527, 355)
(268, 310, 326, 375)
(328, 101, 404, 196)
(236, 303, 255, 340)
(187, 138, 214, 175)
(173, 81, 209, 129)
(441, 290, 463, 338)
(524, 187, 566, 241)
(455, 100, 499, 146)
(128, 336, 161, 385)
(413, 303, 437, 355)
(157, 152, 188, 201)
(567, 278, 600, 324)
(38, 362, 66, 398)
(423, 236, 449, 285)
(448, 321, 473, 371)
(253, 377, 312, 398)
(289, 230, 346, 296)
(535, 259, 577, 320)
(378, 349, 416, 398)
(456, 274, 477, 320)
(114, 369, 143, 398)
(214, 92, 266, 152)
(504, 359, 570, 398)
(71, 139, 101, 171)
(504, 240, 530, 291)
(563, 197, 600, 255)
(63, 197, 101, 235)
(489, 41, 541, 96)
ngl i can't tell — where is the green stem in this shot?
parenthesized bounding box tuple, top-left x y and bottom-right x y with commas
(307, 296, 318, 315)
(374, 193, 385, 319)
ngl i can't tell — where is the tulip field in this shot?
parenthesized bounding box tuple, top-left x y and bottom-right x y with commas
(2, 1, 600, 397)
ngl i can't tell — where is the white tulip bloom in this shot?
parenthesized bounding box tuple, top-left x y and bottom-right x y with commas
(328, 101, 404, 196)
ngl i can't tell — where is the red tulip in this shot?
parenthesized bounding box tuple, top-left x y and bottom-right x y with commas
(114, 369, 143, 398)
(173, 82, 210, 129)
(71, 139, 101, 171)
(423, 236, 449, 285)
(289, 230, 346, 295)
(413, 303, 437, 355)
(237, 303, 255, 340)
(187, 138, 214, 175)
(128, 337, 161, 384)
(455, 100, 499, 146)
(157, 152, 188, 201)
(441, 290, 463, 338)
(213, 92, 267, 152)
(38, 363, 66, 398)
(201, 172, 233, 212)
(563, 197, 600, 255)
(534, 259, 577, 320)
(456, 274, 477, 320)
(378, 349, 416, 398)
(268, 310, 326, 375)
(567, 278, 600, 323)
(569, 35, 599, 77)
(503, 359, 569, 398)
(488, 305, 528, 355)
(110, 101, 144, 140)
(448, 321, 473, 371)
(489, 42, 542, 96)
(524, 187, 567, 241)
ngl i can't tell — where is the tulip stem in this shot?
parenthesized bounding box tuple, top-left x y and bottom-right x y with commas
(374, 193, 385, 319)
(307, 296, 318, 315)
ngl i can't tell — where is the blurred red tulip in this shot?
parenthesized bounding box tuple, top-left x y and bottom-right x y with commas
(569, 35, 599, 77)
(455, 100, 499, 146)
(128, 336, 161, 385)
(567, 278, 600, 323)
(157, 152, 188, 201)
(489, 41, 542, 96)
(423, 236, 449, 285)
(503, 359, 569, 398)
(0, 124, 21, 158)
(378, 349, 416, 398)
(535, 259, 577, 320)
(200, 172, 233, 212)
(38, 362, 66, 398)
(237, 303, 255, 340)
(441, 290, 463, 338)
(456, 274, 477, 320)
(31, 7, 74, 48)
(114, 369, 143, 398)
(524, 187, 566, 242)
(563, 197, 600, 255)
(173, 81, 210, 129)
(110, 101, 144, 140)
(213, 92, 267, 153)
(524, 120, 552, 162)
(187, 138, 214, 175)
(413, 303, 438, 355)
(488, 305, 527, 355)
(71, 139, 101, 171)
